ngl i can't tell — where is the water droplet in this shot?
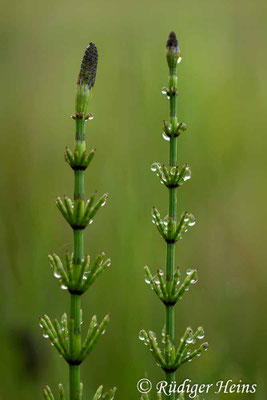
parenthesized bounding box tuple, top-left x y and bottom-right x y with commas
(106, 260, 111, 267)
(197, 351, 202, 357)
(161, 87, 168, 95)
(203, 343, 209, 351)
(163, 215, 169, 226)
(154, 278, 160, 285)
(183, 166, 191, 181)
(101, 200, 106, 207)
(186, 269, 193, 275)
(88, 113, 94, 120)
(139, 330, 146, 341)
(158, 269, 164, 276)
(53, 268, 61, 279)
(61, 313, 67, 322)
(151, 162, 161, 172)
(82, 275, 88, 281)
(145, 277, 151, 285)
(60, 283, 68, 290)
(197, 328, 205, 340)
(188, 214, 195, 226)
(102, 329, 106, 335)
(39, 322, 43, 328)
(183, 214, 189, 222)
(43, 333, 49, 339)
(190, 275, 198, 284)
(51, 342, 54, 346)
(89, 219, 93, 224)
(177, 56, 182, 64)
(171, 167, 177, 175)
(162, 132, 170, 141)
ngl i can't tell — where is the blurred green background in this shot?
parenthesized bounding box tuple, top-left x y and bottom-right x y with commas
(0, 0, 266, 398)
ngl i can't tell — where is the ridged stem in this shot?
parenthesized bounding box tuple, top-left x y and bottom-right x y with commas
(165, 66, 178, 398)
(69, 118, 86, 400)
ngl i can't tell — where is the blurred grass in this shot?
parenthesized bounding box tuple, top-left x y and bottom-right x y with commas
(0, 0, 267, 399)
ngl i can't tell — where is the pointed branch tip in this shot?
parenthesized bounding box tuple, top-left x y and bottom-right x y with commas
(167, 31, 178, 49)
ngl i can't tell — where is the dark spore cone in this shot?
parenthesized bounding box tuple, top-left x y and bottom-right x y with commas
(166, 31, 178, 49)
(77, 42, 98, 89)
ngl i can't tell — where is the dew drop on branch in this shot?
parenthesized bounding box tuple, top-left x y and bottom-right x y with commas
(151, 162, 161, 172)
(183, 167, 191, 181)
(60, 283, 68, 290)
(186, 269, 193, 275)
(139, 330, 146, 341)
(162, 132, 170, 141)
(161, 87, 168, 95)
(188, 214, 195, 226)
(197, 328, 205, 340)
(53, 269, 61, 279)
(190, 275, 198, 284)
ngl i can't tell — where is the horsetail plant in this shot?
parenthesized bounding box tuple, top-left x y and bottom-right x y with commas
(139, 32, 208, 400)
(40, 43, 116, 400)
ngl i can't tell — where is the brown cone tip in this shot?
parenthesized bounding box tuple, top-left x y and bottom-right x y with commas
(166, 31, 178, 49)
(77, 42, 98, 89)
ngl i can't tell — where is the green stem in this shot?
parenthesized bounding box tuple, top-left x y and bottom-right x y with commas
(69, 364, 80, 400)
(70, 294, 81, 400)
(165, 67, 178, 397)
(69, 119, 86, 400)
